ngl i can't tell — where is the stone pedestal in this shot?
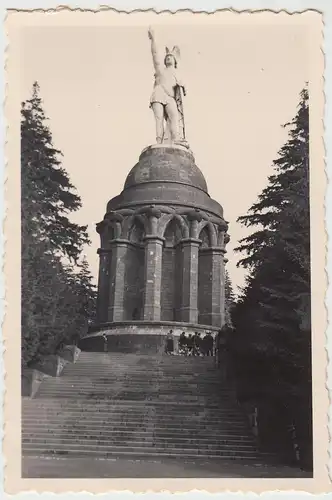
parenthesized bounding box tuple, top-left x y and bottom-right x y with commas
(92, 144, 229, 344)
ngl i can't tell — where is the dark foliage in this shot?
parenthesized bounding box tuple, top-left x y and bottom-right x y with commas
(224, 270, 236, 328)
(21, 82, 96, 367)
(230, 87, 312, 470)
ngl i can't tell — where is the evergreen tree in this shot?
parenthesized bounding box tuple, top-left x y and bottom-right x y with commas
(63, 257, 97, 344)
(21, 83, 96, 367)
(235, 86, 309, 338)
(21, 81, 90, 261)
(230, 87, 312, 468)
(224, 270, 235, 328)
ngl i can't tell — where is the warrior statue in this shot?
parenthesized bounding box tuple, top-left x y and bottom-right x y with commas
(148, 26, 187, 146)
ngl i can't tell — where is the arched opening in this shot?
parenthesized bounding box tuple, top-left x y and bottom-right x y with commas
(128, 218, 145, 244)
(123, 218, 145, 320)
(198, 225, 212, 325)
(161, 218, 183, 321)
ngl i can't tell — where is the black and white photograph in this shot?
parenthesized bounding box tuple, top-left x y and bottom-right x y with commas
(3, 8, 327, 491)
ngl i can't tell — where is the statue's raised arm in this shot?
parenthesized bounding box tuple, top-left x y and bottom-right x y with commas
(148, 26, 162, 73)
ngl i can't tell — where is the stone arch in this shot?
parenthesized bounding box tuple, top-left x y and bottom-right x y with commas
(197, 221, 217, 247)
(128, 217, 145, 244)
(198, 225, 210, 249)
(159, 214, 189, 241)
(163, 218, 184, 247)
(122, 214, 147, 240)
(100, 223, 115, 248)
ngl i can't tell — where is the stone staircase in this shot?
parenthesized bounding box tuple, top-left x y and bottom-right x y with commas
(22, 352, 267, 462)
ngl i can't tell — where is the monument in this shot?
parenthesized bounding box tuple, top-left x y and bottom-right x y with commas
(80, 28, 229, 353)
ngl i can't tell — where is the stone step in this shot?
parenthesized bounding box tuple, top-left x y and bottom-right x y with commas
(22, 421, 250, 434)
(61, 376, 221, 384)
(22, 443, 262, 459)
(22, 412, 249, 424)
(69, 365, 219, 372)
(23, 399, 237, 410)
(38, 379, 225, 388)
(33, 379, 223, 390)
(67, 363, 219, 370)
(75, 361, 217, 369)
(23, 432, 253, 443)
(23, 402, 240, 411)
(33, 393, 227, 403)
(22, 449, 264, 462)
(22, 351, 263, 469)
(71, 362, 219, 369)
(32, 397, 227, 406)
(78, 353, 216, 362)
(23, 408, 240, 417)
(34, 385, 224, 394)
(22, 436, 257, 451)
(23, 419, 247, 430)
(22, 405, 245, 417)
(23, 399, 238, 410)
(61, 374, 224, 380)
(35, 387, 230, 397)
(70, 355, 217, 362)
(24, 402, 238, 413)
(35, 386, 226, 394)
(22, 408, 245, 420)
(22, 428, 255, 441)
(22, 411, 248, 423)
(68, 358, 217, 364)
(66, 360, 218, 368)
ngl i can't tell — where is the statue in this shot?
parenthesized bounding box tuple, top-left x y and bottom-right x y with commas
(148, 26, 187, 146)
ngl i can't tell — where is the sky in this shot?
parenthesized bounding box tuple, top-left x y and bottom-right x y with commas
(18, 12, 311, 292)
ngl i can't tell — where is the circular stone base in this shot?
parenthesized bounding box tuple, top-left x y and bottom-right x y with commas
(141, 142, 192, 156)
(79, 321, 219, 354)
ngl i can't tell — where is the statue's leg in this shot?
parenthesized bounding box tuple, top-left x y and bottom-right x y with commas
(165, 99, 179, 142)
(151, 102, 164, 144)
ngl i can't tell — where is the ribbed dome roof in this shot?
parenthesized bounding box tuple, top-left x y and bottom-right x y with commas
(124, 145, 208, 193)
(107, 145, 224, 219)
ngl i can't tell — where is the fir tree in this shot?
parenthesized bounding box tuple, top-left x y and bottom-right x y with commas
(21, 83, 96, 366)
(230, 87, 312, 468)
(224, 270, 235, 328)
(235, 86, 309, 334)
(21, 81, 90, 261)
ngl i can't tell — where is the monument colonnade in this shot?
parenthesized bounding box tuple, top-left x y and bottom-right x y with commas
(96, 201, 229, 329)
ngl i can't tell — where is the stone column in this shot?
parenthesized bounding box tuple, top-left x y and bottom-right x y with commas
(179, 238, 201, 323)
(210, 248, 226, 327)
(96, 248, 111, 323)
(143, 235, 164, 321)
(107, 240, 128, 322)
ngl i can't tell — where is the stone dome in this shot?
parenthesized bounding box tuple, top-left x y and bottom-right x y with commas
(107, 145, 224, 219)
(124, 145, 208, 193)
